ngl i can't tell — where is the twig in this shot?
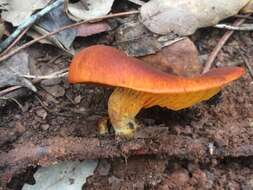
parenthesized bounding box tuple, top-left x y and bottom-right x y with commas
(0, 86, 21, 97)
(240, 52, 253, 80)
(0, 10, 139, 62)
(0, 0, 64, 52)
(0, 26, 31, 56)
(215, 23, 253, 31)
(21, 68, 68, 79)
(202, 17, 248, 73)
(0, 97, 24, 111)
(234, 14, 253, 20)
(1, 127, 253, 182)
(0, 68, 68, 97)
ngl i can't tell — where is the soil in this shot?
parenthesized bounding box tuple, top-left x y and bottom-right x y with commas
(1, 25, 253, 190)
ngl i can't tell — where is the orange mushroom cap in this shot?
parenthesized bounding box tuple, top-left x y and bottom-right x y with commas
(69, 45, 245, 94)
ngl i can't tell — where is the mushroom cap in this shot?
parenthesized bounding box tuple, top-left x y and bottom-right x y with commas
(69, 45, 245, 94)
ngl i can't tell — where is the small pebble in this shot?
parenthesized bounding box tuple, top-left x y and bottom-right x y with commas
(74, 95, 82, 104)
(15, 122, 26, 133)
(41, 124, 50, 131)
(36, 109, 47, 119)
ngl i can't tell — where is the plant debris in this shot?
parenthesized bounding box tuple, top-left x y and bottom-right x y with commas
(1, 0, 51, 26)
(0, 51, 36, 91)
(22, 160, 98, 190)
(140, 0, 249, 35)
(66, 0, 115, 21)
(0, 0, 253, 189)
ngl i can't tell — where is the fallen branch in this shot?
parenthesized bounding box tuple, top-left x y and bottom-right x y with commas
(1, 127, 253, 183)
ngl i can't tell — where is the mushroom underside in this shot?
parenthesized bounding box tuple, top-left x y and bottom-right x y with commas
(108, 87, 220, 138)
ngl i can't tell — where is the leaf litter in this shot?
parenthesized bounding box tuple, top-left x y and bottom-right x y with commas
(140, 0, 250, 35)
(1, 0, 51, 26)
(0, 0, 253, 190)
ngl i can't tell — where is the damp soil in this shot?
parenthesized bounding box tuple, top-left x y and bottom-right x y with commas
(0, 30, 253, 190)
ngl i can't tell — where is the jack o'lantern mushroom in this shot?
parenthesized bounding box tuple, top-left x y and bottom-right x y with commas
(69, 45, 244, 138)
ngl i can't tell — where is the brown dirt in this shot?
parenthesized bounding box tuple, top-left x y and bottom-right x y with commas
(0, 29, 253, 189)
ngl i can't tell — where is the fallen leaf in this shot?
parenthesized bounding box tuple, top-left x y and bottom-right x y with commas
(28, 5, 111, 51)
(33, 5, 76, 51)
(0, 0, 7, 10)
(22, 160, 98, 190)
(42, 85, 65, 98)
(242, 0, 253, 13)
(66, 0, 115, 21)
(140, 38, 202, 77)
(0, 51, 36, 91)
(77, 22, 111, 37)
(1, 0, 51, 26)
(140, 0, 249, 35)
(114, 17, 180, 57)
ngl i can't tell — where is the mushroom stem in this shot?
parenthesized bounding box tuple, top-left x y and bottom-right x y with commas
(108, 88, 144, 138)
(108, 86, 221, 138)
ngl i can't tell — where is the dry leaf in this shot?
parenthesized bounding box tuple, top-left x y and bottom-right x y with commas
(242, 0, 253, 13)
(114, 18, 179, 57)
(66, 0, 114, 21)
(0, 51, 36, 91)
(1, 0, 51, 26)
(0, 0, 7, 10)
(22, 160, 98, 190)
(140, 38, 202, 77)
(77, 22, 111, 37)
(140, 0, 249, 35)
(33, 5, 76, 51)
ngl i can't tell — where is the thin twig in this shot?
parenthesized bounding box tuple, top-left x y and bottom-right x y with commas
(240, 51, 253, 80)
(21, 68, 68, 79)
(0, 10, 139, 62)
(0, 68, 68, 97)
(202, 17, 248, 73)
(0, 86, 21, 97)
(215, 23, 253, 31)
(0, 0, 64, 52)
(0, 97, 24, 111)
(0, 26, 31, 56)
(234, 14, 253, 20)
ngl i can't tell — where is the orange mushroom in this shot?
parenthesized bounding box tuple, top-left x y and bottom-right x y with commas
(69, 45, 244, 138)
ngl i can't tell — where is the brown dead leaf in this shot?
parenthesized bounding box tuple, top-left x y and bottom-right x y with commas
(77, 22, 111, 37)
(140, 38, 202, 77)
